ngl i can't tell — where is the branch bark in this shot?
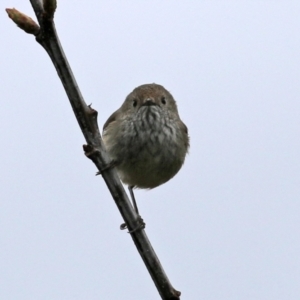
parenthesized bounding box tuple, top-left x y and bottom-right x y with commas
(6, 1, 181, 299)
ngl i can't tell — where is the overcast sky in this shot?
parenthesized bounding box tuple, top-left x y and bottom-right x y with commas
(1, 1, 300, 299)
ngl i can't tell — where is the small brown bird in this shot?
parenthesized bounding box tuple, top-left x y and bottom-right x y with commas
(102, 83, 189, 225)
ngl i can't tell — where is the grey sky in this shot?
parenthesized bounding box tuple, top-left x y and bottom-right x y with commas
(1, 1, 300, 299)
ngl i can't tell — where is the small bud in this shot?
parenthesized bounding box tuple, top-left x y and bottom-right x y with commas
(43, 0, 57, 18)
(6, 8, 39, 35)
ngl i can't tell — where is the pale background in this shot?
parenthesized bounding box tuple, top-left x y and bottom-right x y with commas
(1, 1, 300, 299)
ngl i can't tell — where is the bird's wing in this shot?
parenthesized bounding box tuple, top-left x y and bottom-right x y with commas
(102, 109, 120, 134)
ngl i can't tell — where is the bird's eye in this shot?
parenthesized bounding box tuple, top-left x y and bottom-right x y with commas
(161, 97, 166, 105)
(132, 99, 137, 107)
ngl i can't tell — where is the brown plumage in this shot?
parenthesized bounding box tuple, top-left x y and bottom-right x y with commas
(103, 83, 189, 222)
(103, 83, 189, 190)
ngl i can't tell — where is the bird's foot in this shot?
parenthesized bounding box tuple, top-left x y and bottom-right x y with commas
(95, 160, 115, 175)
(120, 215, 146, 233)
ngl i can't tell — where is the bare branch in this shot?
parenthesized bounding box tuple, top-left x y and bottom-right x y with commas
(6, 1, 181, 299)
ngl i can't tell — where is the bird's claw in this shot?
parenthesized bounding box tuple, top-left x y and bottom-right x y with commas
(120, 216, 146, 233)
(95, 160, 115, 175)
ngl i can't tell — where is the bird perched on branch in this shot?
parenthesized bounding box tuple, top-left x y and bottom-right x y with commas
(102, 83, 189, 229)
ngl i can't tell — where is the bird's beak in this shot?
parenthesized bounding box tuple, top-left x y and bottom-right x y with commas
(142, 98, 157, 106)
